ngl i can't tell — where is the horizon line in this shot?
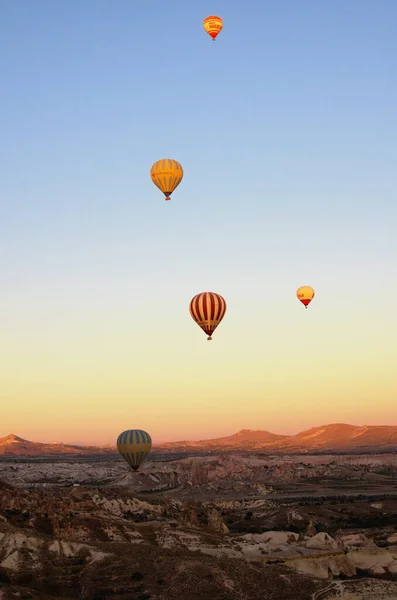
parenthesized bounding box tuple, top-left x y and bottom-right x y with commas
(2, 422, 397, 448)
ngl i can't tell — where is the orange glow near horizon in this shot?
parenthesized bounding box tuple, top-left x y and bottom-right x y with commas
(1, 289, 396, 446)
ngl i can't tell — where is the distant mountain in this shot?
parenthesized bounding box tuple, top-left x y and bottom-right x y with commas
(213, 429, 287, 443)
(280, 424, 397, 450)
(161, 429, 287, 450)
(0, 434, 113, 456)
(1, 424, 397, 456)
(159, 424, 397, 452)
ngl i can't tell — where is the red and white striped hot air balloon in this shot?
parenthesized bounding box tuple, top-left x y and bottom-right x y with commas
(189, 292, 227, 340)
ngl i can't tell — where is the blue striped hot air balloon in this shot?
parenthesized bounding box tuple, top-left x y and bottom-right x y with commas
(117, 429, 152, 471)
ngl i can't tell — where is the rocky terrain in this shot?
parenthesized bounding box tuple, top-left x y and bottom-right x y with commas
(2, 452, 397, 499)
(1, 452, 397, 598)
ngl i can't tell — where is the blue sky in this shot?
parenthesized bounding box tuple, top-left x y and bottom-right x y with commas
(0, 0, 396, 443)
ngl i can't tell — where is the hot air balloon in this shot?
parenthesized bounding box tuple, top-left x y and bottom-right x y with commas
(117, 429, 152, 471)
(203, 15, 223, 41)
(189, 292, 227, 340)
(150, 159, 183, 201)
(296, 286, 315, 309)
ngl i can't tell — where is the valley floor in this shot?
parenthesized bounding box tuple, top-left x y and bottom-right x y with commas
(1, 452, 397, 599)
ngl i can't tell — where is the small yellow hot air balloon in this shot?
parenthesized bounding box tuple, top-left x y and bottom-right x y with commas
(117, 429, 152, 471)
(296, 286, 315, 309)
(203, 16, 223, 41)
(150, 159, 183, 201)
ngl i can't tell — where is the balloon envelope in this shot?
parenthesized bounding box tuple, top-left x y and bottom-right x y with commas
(117, 429, 152, 470)
(296, 286, 315, 308)
(189, 292, 227, 340)
(203, 15, 223, 40)
(150, 159, 183, 200)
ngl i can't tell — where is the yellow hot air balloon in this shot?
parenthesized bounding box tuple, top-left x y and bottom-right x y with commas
(117, 429, 152, 471)
(203, 15, 223, 41)
(296, 286, 315, 309)
(150, 159, 183, 201)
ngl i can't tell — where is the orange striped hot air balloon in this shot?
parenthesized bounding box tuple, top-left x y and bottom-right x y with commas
(203, 15, 223, 41)
(189, 292, 227, 340)
(296, 286, 315, 309)
(150, 159, 183, 201)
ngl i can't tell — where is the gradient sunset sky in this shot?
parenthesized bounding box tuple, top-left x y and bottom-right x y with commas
(1, 1, 396, 445)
